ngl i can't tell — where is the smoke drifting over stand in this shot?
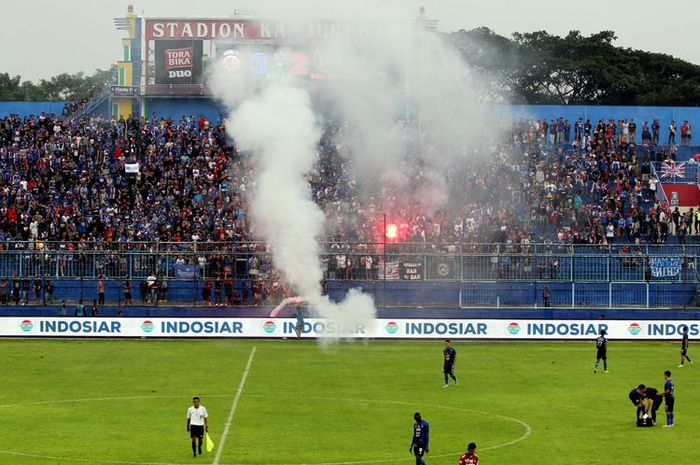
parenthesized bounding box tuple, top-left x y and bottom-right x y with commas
(210, 56, 377, 335)
(209, 9, 504, 336)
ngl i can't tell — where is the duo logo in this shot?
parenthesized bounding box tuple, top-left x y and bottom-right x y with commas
(262, 320, 276, 334)
(507, 322, 521, 335)
(19, 319, 33, 333)
(385, 321, 399, 335)
(141, 320, 155, 333)
(628, 323, 642, 336)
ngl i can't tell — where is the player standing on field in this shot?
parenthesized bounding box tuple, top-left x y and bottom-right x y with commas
(409, 412, 429, 465)
(678, 325, 693, 367)
(187, 396, 209, 457)
(458, 442, 479, 464)
(443, 339, 458, 387)
(661, 370, 675, 428)
(594, 329, 608, 373)
(294, 305, 304, 338)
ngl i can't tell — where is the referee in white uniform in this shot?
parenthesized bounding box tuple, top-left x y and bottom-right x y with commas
(187, 396, 209, 457)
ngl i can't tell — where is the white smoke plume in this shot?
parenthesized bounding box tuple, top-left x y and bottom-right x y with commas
(209, 6, 508, 338)
(316, 23, 502, 210)
(209, 64, 376, 338)
(232, 82, 323, 296)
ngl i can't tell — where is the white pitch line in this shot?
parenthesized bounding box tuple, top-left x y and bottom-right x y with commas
(0, 390, 530, 465)
(0, 394, 238, 410)
(213, 346, 257, 465)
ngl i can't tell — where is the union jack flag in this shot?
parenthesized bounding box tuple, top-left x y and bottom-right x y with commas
(660, 161, 686, 179)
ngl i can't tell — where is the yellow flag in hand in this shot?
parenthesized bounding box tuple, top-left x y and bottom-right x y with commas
(206, 432, 215, 452)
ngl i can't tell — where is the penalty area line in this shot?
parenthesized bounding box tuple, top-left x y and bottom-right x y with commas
(213, 346, 257, 465)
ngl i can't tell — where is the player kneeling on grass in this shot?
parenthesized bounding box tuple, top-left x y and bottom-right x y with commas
(410, 412, 429, 465)
(629, 385, 651, 426)
(187, 396, 209, 457)
(640, 386, 663, 425)
(458, 442, 479, 464)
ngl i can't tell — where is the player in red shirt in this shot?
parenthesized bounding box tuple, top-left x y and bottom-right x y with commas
(458, 442, 478, 465)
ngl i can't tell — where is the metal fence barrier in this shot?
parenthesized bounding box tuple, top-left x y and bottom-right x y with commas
(0, 241, 697, 308)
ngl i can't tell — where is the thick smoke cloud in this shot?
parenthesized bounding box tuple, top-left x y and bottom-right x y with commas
(231, 83, 324, 297)
(209, 57, 377, 337)
(209, 7, 505, 337)
(316, 23, 501, 207)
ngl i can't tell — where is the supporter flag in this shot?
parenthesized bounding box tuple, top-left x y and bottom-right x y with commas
(649, 257, 681, 278)
(377, 260, 400, 280)
(660, 161, 685, 179)
(431, 257, 460, 280)
(206, 432, 215, 452)
(174, 263, 198, 279)
(124, 163, 140, 174)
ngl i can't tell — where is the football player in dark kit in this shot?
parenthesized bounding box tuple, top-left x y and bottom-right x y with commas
(661, 370, 675, 428)
(641, 385, 663, 425)
(629, 385, 646, 422)
(409, 412, 429, 465)
(678, 325, 693, 367)
(443, 339, 458, 387)
(594, 329, 609, 373)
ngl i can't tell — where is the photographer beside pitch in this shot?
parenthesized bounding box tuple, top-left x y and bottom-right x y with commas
(187, 396, 209, 457)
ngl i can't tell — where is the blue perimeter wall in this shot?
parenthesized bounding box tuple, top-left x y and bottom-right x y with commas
(502, 104, 700, 124)
(143, 99, 700, 131)
(3, 306, 700, 320)
(146, 98, 225, 122)
(504, 105, 700, 135)
(0, 101, 67, 117)
(0, 100, 697, 131)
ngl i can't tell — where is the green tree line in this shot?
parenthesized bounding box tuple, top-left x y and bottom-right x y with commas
(1, 30, 699, 105)
(447, 28, 700, 105)
(0, 68, 114, 102)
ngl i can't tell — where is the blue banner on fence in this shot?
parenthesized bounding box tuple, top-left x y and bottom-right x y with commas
(649, 257, 681, 278)
(174, 264, 199, 279)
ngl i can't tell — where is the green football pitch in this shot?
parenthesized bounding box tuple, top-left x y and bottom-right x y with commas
(0, 339, 698, 465)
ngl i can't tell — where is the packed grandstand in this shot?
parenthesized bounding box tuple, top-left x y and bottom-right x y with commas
(0, 113, 694, 245)
(0, 111, 697, 307)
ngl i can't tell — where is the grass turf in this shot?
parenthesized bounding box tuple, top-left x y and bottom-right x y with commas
(0, 339, 698, 464)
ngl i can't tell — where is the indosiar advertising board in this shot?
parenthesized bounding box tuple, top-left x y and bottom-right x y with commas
(1, 318, 698, 340)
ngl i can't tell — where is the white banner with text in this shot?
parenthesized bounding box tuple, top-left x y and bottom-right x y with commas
(0, 317, 697, 340)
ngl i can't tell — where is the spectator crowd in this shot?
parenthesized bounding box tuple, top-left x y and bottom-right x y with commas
(0, 110, 696, 305)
